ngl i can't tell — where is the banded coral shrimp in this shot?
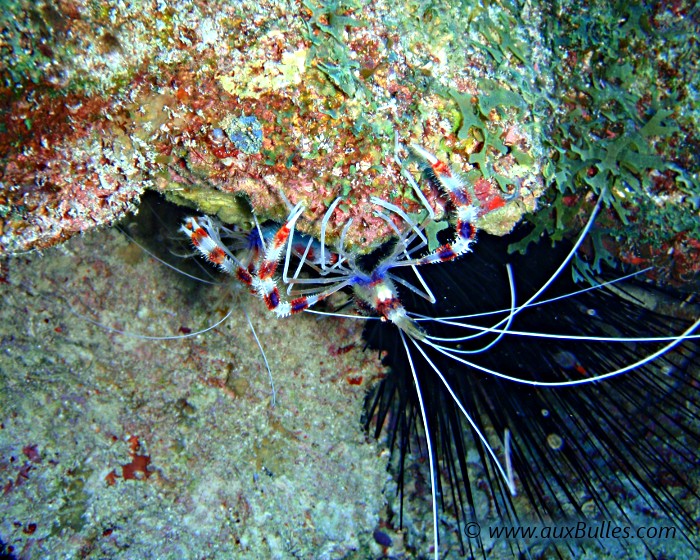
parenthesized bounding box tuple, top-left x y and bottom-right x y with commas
(5, 158, 696, 559)
(180, 142, 700, 559)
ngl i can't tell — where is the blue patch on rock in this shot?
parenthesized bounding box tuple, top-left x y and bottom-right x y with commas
(225, 116, 263, 154)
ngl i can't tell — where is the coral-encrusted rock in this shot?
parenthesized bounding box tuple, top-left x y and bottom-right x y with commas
(0, 92, 149, 253)
(1, 0, 547, 256)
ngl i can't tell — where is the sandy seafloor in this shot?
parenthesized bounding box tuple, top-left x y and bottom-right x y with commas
(0, 223, 397, 559)
(1, 217, 699, 560)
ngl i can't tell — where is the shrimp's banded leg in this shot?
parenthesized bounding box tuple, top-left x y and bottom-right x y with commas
(404, 144, 479, 264)
(249, 202, 306, 315)
(182, 203, 339, 318)
(181, 217, 254, 285)
(250, 202, 340, 318)
(256, 202, 305, 280)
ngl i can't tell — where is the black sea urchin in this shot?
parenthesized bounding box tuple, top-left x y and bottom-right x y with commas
(364, 224, 700, 559)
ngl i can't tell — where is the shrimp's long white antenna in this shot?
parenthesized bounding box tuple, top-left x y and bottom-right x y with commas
(303, 309, 379, 320)
(399, 330, 440, 560)
(320, 197, 344, 270)
(422, 264, 517, 351)
(410, 267, 654, 322)
(426, 325, 700, 344)
(68, 304, 236, 340)
(242, 305, 275, 407)
(510, 190, 605, 320)
(117, 226, 220, 285)
(460, 263, 516, 353)
(396, 141, 436, 219)
(423, 316, 700, 387)
(410, 336, 517, 495)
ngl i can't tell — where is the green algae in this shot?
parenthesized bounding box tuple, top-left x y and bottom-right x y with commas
(507, 1, 699, 279)
(302, 0, 368, 98)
